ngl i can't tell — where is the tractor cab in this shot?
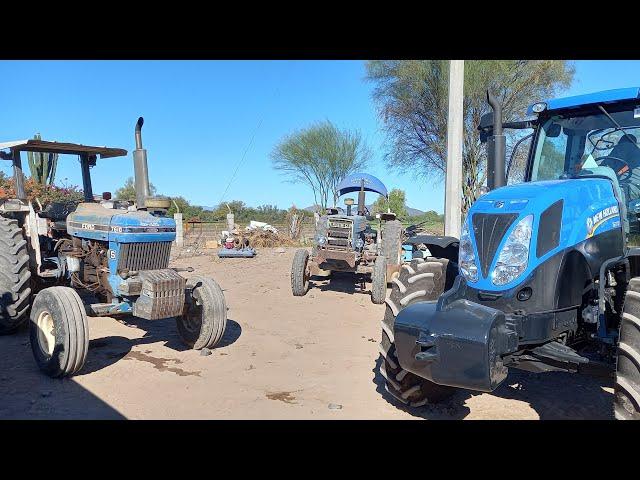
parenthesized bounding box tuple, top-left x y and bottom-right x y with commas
(480, 87, 640, 246)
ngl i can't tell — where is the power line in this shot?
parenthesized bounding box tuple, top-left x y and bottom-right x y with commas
(217, 63, 291, 205)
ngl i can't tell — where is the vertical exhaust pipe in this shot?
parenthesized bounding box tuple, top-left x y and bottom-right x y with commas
(133, 117, 151, 209)
(357, 179, 366, 216)
(486, 91, 506, 190)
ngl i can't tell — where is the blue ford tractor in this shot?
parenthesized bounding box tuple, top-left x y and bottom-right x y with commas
(291, 173, 403, 304)
(380, 88, 640, 419)
(0, 118, 227, 377)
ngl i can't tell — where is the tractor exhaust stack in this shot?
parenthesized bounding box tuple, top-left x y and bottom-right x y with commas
(133, 117, 151, 209)
(486, 91, 506, 190)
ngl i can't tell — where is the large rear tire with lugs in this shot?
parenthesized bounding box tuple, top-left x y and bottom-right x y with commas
(177, 276, 228, 350)
(615, 277, 640, 420)
(378, 258, 455, 407)
(0, 217, 32, 335)
(29, 286, 89, 377)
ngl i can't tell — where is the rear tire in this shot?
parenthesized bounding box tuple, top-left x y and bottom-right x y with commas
(0, 217, 32, 335)
(291, 249, 310, 296)
(29, 286, 88, 378)
(371, 255, 387, 304)
(177, 275, 227, 350)
(615, 277, 640, 420)
(381, 219, 403, 269)
(378, 258, 455, 407)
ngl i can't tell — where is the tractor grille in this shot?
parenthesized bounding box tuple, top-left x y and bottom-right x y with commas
(118, 241, 172, 272)
(471, 213, 518, 277)
(327, 219, 353, 250)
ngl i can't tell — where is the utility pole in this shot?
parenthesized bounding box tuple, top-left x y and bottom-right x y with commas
(444, 60, 464, 239)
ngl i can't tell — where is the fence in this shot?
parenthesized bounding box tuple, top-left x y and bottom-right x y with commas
(180, 217, 443, 248)
(182, 219, 317, 246)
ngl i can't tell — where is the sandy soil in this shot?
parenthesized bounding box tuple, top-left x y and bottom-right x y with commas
(0, 247, 615, 419)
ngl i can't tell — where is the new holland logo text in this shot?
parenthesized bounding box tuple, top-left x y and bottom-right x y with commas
(586, 205, 619, 237)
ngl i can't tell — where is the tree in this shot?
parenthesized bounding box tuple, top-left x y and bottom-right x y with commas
(372, 188, 407, 219)
(114, 177, 157, 202)
(366, 60, 574, 214)
(271, 120, 370, 210)
(167, 195, 204, 221)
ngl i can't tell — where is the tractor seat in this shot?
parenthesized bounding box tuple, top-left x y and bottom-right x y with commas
(39, 202, 78, 222)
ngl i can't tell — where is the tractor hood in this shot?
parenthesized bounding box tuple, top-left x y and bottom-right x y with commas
(67, 203, 176, 243)
(465, 178, 623, 291)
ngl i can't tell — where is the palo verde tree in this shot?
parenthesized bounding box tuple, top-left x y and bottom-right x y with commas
(271, 120, 370, 211)
(366, 60, 574, 214)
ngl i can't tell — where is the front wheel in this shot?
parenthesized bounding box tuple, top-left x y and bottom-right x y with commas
(378, 258, 455, 407)
(177, 276, 227, 350)
(371, 255, 387, 304)
(291, 249, 311, 296)
(29, 286, 89, 378)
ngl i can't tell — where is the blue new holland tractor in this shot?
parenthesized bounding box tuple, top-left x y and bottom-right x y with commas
(0, 118, 227, 377)
(380, 88, 640, 419)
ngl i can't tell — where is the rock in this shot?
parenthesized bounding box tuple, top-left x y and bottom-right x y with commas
(328, 403, 343, 410)
(275, 247, 286, 253)
(200, 348, 212, 356)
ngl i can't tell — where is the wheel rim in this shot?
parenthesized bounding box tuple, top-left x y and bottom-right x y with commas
(37, 310, 55, 356)
(303, 257, 310, 287)
(183, 291, 203, 334)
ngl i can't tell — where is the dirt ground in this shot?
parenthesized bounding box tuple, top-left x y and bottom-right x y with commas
(0, 247, 615, 419)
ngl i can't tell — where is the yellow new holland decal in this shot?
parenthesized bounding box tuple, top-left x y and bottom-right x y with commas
(586, 205, 619, 238)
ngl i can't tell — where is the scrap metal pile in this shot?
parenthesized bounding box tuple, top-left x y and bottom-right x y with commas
(218, 220, 294, 257)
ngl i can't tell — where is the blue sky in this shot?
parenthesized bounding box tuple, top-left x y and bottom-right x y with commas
(0, 60, 638, 213)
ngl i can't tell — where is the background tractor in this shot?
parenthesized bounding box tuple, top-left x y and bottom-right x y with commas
(0, 117, 227, 377)
(379, 87, 640, 419)
(291, 173, 402, 304)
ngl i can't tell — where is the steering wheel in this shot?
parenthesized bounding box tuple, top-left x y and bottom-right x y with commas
(596, 156, 633, 181)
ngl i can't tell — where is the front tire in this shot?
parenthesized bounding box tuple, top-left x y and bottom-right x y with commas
(0, 217, 32, 335)
(371, 255, 387, 304)
(615, 277, 640, 420)
(291, 249, 310, 296)
(29, 286, 88, 378)
(177, 276, 228, 350)
(378, 258, 455, 407)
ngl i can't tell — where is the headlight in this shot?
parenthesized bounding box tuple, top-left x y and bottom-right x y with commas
(531, 102, 547, 113)
(491, 215, 533, 286)
(459, 219, 478, 283)
(315, 234, 327, 245)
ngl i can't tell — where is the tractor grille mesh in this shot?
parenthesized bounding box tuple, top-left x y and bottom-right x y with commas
(327, 219, 352, 250)
(471, 213, 518, 277)
(118, 242, 172, 272)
